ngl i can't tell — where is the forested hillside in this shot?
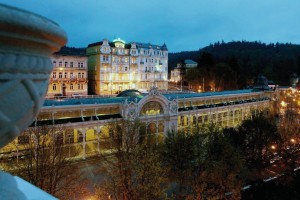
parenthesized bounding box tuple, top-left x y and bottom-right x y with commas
(169, 41, 300, 88)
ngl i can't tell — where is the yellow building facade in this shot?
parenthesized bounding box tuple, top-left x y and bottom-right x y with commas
(46, 47, 88, 97)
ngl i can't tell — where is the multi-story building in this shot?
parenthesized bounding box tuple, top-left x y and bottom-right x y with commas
(86, 38, 168, 95)
(47, 47, 88, 97)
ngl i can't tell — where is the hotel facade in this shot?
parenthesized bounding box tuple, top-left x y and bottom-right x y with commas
(86, 38, 168, 95)
(47, 47, 88, 97)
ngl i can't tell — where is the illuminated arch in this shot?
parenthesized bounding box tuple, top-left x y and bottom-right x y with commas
(140, 101, 164, 116)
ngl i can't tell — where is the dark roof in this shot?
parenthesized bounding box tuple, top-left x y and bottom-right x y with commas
(88, 40, 167, 50)
(54, 46, 86, 56)
(117, 89, 144, 98)
(184, 59, 197, 65)
(87, 41, 103, 47)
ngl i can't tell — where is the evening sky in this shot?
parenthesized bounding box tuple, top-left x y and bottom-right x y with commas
(1, 0, 299, 52)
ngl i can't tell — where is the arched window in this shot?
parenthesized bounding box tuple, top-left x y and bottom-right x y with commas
(140, 101, 163, 116)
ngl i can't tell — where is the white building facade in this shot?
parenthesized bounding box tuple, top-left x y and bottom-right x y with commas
(86, 38, 168, 95)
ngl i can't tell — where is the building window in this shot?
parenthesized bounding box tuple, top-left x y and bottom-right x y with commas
(53, 84, 57, 91)
(64, 62, 68, 67)
(140, 101, 163, 116)
(52, 72, 56, 78)
(78, 84, 80, 90)
(78, 73, 81, 78)
(81, 84, 84, 90)
(81, 62, 84, 68)
(78, 62, 80, 68)
(112, 56, 116, 62)
(70, 84, 73, 90)
(70, 72, 74, 78)
(53, 61, 56, 67)
(64, 72, 68, 78)
(125, 67, 128, 71)
(59, 72, 62, 78)
(82, 73, 85, 78)
(59, 61, 62, 67)
(70, 62, 73, 68)
(125, 57, 128, 63)
(66, 134, 74, 144)
(103, 55, 109, 62)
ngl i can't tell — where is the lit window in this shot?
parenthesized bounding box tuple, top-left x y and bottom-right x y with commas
(125, 57, 128, 62)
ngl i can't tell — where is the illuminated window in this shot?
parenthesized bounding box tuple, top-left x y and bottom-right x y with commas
(140, 101, 163, 116)
(125, 57, 128, 62)
(53, 84, 57, 91)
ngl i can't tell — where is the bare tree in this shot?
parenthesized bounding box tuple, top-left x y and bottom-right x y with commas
(1, 125, 87, 199)
(95, 119, 166, 200)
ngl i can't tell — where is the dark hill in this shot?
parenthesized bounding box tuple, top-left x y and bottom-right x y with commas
(169, 41, 300, 86)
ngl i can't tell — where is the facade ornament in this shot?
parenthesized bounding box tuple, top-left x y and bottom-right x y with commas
(149, 86, 160, 96)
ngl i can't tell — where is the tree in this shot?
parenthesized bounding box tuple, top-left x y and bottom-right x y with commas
(1, 125, 86, 199)
(236, 112, 281, 180)
(190, 126, 246, 200)
(95, 119, 166, 200)
(161, 130, 199, 197)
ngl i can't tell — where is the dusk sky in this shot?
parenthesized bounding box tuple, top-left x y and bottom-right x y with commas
(1, 0, 300, 52)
